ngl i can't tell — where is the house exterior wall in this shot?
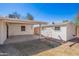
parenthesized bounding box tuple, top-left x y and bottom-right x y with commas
(67, 23, 75, 40)
(8, 23, 34, 36)
(0, 20, 7, 44)
(41, 26, 67, 41)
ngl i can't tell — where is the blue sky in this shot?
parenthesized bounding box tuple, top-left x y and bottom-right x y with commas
(0, 3, 79, 23)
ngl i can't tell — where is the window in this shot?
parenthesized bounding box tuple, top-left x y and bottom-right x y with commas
(21, 26, 25, 31)
(54, 26, 60, 30)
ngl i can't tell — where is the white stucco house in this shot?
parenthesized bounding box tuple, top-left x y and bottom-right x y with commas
(39, 22, 76, 41)
(0, 17, 47, 44)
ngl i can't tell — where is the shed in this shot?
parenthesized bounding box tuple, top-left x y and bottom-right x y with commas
(40, 22, 75, 41)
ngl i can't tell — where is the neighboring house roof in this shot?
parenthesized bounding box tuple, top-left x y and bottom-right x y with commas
(0, 17, 47, 25)
(40, 22, 74, 27)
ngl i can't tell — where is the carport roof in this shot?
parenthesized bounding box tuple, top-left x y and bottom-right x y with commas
(0, 17, 47, 25)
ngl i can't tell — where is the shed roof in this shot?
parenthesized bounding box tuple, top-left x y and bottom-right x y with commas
(41, 22, 74, 27)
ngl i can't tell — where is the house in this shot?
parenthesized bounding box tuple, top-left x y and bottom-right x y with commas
(0, 17, 47, 44)
(35, 22, 76, 41)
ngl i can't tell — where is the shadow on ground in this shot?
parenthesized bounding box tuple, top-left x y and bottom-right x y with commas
(68, 37, 79, 47)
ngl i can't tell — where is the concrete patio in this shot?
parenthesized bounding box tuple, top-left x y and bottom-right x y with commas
(4, 35, 43, 44)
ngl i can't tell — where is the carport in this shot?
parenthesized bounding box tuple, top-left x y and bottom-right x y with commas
(0, 17, 47, 44)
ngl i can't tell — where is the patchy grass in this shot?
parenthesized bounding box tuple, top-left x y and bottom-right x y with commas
(47, 44, 55, 48)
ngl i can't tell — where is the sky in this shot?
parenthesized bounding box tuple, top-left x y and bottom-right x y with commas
(0, 3, 79, 23)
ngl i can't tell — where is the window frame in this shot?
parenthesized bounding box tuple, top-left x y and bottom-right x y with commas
(21, 26, 26, 31)
(54, 26, 60, 30)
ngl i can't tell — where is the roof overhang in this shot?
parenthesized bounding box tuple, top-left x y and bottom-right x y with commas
(0, 17, 47, 25)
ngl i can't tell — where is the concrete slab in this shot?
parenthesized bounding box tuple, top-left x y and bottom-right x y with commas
(4, 35, 41, 44)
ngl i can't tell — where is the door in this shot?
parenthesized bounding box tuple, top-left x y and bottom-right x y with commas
(34, 27, 40, 35)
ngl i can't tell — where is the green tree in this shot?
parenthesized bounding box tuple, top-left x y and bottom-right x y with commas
(26, 13, 34, 20)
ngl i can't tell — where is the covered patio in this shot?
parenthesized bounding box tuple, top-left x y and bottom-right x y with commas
(4, 35, 44, 44)
(3, 18, 47, 44)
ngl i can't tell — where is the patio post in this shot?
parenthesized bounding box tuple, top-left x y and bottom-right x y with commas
(39, 24, 42, 39)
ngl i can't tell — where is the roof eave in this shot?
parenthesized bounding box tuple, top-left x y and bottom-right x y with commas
(0, 17, 47, 25)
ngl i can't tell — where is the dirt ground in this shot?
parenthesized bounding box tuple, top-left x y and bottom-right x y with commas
(34, 38, 79, 56)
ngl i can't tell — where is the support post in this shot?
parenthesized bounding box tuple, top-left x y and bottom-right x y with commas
(39, 24, 42, 39)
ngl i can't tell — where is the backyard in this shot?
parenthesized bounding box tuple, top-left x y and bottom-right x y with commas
(0, 38, 79, 56)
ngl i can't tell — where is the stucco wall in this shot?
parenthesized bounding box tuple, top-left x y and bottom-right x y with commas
(41, 23, 75, 41)
(8, 23, 34, 36)
(0, 21, 6, 44)
(41, 26, 67, 41)
(52, 26, 67, 41)
(67, 23, 75, 40)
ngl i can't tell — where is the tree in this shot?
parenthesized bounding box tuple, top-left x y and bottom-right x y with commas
(8, 12, 20, 19)
(26, 13, 34, 20)
(52, 22, 55, 24)
(74, 12, 79, 25)
(63, 20, 69, 23)
(73, 11, 79, 36)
